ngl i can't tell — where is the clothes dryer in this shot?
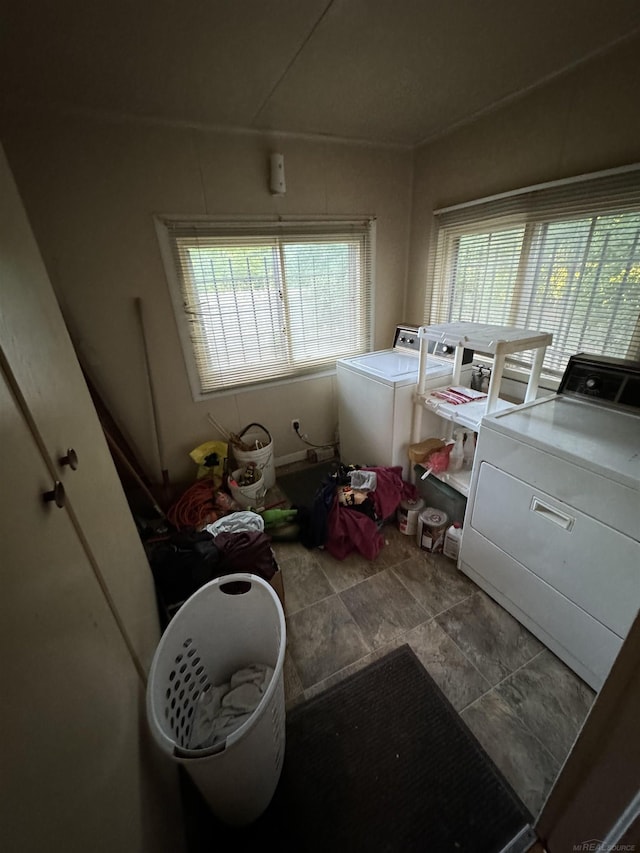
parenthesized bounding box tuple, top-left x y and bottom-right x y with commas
(460, 353, 640, 690)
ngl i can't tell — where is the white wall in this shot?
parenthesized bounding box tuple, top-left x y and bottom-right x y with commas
(1, 112, 413, 484)
(407, 32, 640, 323)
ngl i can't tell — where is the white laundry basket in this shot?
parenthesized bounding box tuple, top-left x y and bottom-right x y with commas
(146, 573, 286, 826)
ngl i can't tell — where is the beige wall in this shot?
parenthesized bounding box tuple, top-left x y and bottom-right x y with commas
(407, 32, 640, 323)
(4, 33, 640, 486)
(1, 113, 412, 483)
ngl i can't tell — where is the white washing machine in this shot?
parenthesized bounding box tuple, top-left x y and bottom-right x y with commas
(337, 324, 474, 479)
(460, 353, 640, 690)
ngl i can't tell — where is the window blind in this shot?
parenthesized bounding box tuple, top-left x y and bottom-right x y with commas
(157, 218, 374, 396)
(427, 166, 640, 374)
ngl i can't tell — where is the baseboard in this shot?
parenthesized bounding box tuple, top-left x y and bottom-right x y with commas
(275, 449, 309, 468)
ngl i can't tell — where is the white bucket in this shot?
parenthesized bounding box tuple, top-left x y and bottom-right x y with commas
(416, 507, 449, 553)
(229, 467, 266, 509)
(234, 423, 275, 490)
(397, 498, 425, 536)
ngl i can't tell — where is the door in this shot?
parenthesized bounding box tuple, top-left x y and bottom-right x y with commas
(534, 607, 640, 849)
(0, 143, 184, 852)
(0, 144, 159, 674)
(0, 362, 175, 852)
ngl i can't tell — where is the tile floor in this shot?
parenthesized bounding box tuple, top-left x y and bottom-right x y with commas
(268, 477, 596, 817)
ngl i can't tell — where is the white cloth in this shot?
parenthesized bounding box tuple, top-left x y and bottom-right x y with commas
(202, 510, 264, 537)
(188, 663, 273, 750)
(348, 470, 377, 491)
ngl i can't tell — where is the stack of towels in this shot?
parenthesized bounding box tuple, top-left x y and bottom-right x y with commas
(188, 663, 273, 750)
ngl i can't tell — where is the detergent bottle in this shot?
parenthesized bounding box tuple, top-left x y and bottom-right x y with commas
(449, 431, 464, 472)
(443, 523, 463, 560)
(463, 431, 476, 469)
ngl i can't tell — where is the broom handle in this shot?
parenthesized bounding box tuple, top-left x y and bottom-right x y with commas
(207, 413, 232, 441)
(135, 297, 169, 488)
(104, 427, 166, 518)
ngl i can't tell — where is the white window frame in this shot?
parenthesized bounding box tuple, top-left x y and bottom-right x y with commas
(156, 215, 376, 399)
(426, 164, 640, 384)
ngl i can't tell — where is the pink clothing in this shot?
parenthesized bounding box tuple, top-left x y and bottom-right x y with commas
(325, 494, 384, 560)
(363, 466, 416, 519)
(325, 466, 417, 561)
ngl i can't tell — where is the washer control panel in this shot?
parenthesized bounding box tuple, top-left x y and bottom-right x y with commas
(393, 325, 420, 353)
(392, 324, 474, 363)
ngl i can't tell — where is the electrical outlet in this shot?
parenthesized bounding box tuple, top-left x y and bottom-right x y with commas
(291, 418, 300, 432)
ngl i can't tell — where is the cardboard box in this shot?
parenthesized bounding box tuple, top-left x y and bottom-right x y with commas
(270, 567, 285, 610)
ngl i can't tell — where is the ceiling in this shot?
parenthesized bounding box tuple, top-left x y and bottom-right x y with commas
(2, 0, 640, 147)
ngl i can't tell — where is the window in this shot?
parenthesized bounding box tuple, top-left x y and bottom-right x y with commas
(156, 218, 374, 396)
(427, 167, 640, 374)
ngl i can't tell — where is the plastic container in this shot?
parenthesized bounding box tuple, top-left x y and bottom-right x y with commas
(449, 432, 464, 472)
(233, 423, 275, 489)
(348, 469, 377, 491)
(416, 507, 449, 553)
(443, 523, 463, 560)
(146, 573, 286, 826)
(463, 431, 476, 470)
(414, 464, 467, 525)
(397, 498, 425, 535)
(229, 467, 266, 509)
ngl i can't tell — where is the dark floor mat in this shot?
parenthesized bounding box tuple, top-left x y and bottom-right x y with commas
(276, 460, 336, 508)
(181, 645, 533, 852)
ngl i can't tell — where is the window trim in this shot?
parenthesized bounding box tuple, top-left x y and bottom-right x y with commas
(155, 214, 376, 400)
(432, 163, 640, 217)
(425, 163, 640, 377)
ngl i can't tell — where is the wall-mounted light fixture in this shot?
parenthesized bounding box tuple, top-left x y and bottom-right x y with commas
(269, 152, 286, 196)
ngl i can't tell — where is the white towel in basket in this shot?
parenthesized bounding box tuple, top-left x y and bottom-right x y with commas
(189, 663, 274, 750)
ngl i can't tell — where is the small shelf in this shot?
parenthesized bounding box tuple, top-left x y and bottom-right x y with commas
(430, 467, 473, 497)
(416, 386, 514, 431)
(412, 321, 552, 500)
(415, 321, 552, 427)
(417, 321, 553, 356)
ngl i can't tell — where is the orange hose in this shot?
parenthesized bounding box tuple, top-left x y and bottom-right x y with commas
(167, 479, 220, 530)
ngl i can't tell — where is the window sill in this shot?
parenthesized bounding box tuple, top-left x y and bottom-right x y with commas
(472, 354, 560, 396)
(193, 366, 337, 401)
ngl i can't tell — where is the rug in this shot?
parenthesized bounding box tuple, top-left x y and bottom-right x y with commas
(276, 460, 336, 509)
(182, 645, 532, 852)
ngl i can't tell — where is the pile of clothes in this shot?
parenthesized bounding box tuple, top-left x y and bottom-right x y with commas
(147, 511, 278, 619)
(298, 464, 418, 561)
(149, 466, 418, 615)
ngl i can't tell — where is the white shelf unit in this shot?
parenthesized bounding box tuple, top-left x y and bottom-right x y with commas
(437, 466, 473, 496)
(412, 322, 552, 497)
